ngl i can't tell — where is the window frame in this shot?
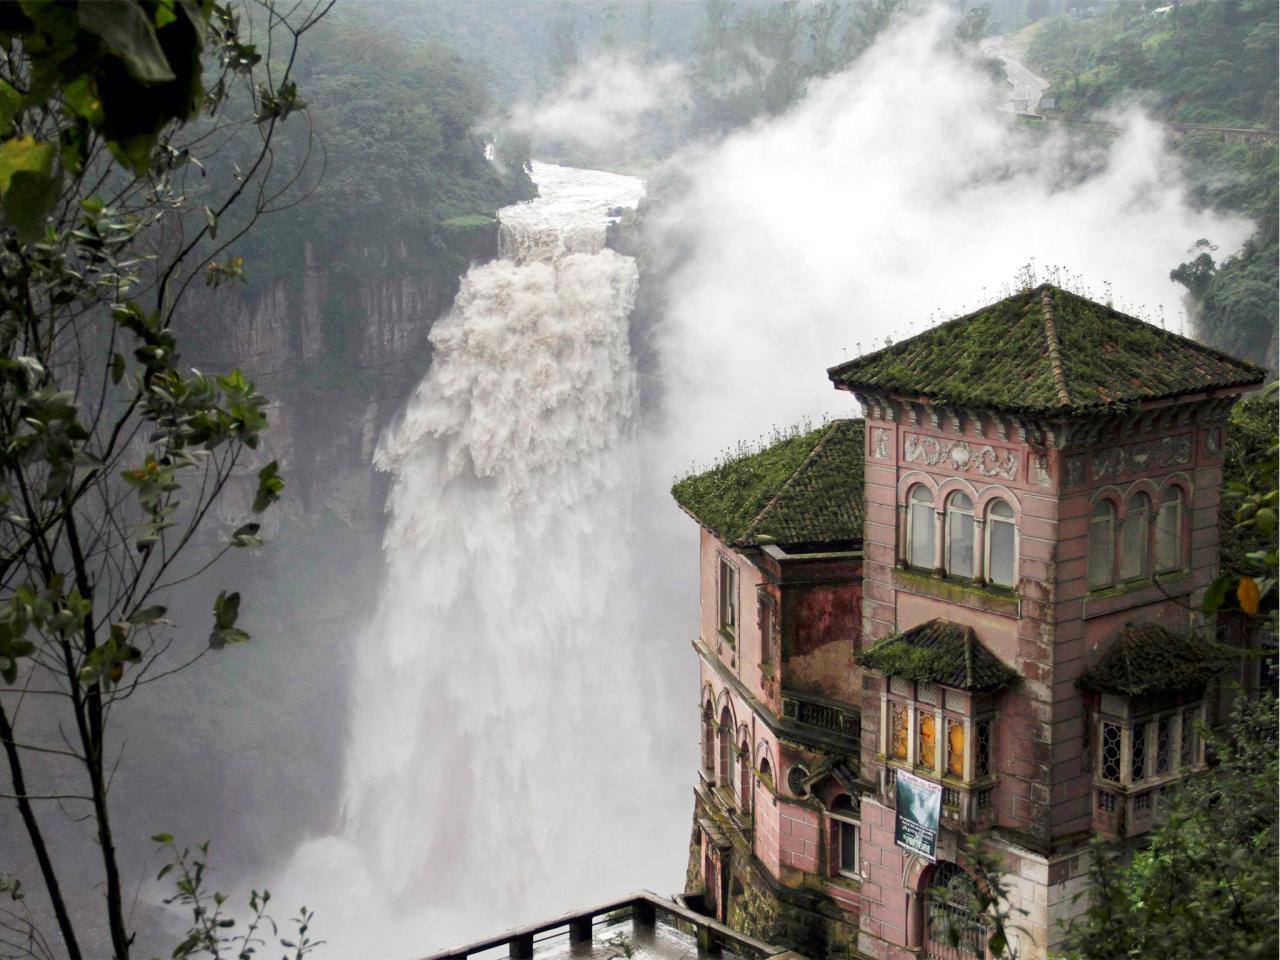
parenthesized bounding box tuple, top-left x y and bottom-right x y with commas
(1088, 499, 1117, 590)
(944, 491, 976, 579)
(1119, 492, 1151, 582)
(757, 589, 778, 665)
(829, 795, 861, 880)
(718, 553, 738, 636)
(905, 485, 936, 571)
(882, 683, 994, 787)
(984, 499, 1018, 588)
(1154, 486, 1185, 573)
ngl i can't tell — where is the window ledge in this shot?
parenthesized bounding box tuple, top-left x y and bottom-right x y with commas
(1083, 571, 1193, 619)
(717, 626, 736, 647)
(892, 566, 1019, 618)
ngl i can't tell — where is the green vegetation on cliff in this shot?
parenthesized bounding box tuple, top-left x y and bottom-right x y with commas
(1025, 1, 1278, 371)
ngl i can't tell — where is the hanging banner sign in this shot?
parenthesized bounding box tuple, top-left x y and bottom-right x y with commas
(894, 770, 942, 862)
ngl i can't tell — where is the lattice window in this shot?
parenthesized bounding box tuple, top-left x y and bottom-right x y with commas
(942, 786, 962, 811)
(1097, 790, 1116, 812)
(1155, 717, 1172, 775)
(918, 710, 937, 772)
(918, 681, 939, 706)
(890, 701, 909, 761)
(1133, 791, 1152, 812)
(890, 676, 913, 698)
(946, 719, 965, 778)
(1180, 710, 1198, 767)
(1100, 722, 1122, 782)
(1131, 721, 1147, 782)
(944, 690, 966, 713)
(976, 719, 991, 779)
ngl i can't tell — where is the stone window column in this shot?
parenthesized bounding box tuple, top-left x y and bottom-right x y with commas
(906, 890, 922, 949)
(898, 502, 909, 566)
(962, 718, 973, 781)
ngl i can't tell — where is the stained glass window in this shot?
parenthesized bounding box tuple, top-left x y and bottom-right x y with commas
(946, 719, 965, 778)
(918, 710, 937, 771)
(890, 701, 909, 761)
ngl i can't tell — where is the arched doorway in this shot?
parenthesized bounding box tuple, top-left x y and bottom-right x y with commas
(924, 861, 987, 960)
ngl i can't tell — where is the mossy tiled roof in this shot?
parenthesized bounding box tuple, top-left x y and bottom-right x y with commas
(1079, 622, 1233, 697)
(671, 419, 864, 547)
(827, 284, 1266, 415)
(856, 619, 1019, 693)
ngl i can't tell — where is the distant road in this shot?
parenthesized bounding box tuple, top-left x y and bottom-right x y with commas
(981, 35, 1051, 116)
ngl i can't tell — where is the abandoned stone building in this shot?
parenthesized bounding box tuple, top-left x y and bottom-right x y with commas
(670, 284, 1267, 959)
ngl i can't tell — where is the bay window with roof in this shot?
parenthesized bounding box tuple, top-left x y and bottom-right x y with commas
(858, 620, 1014, 831)
(1084, 623, 1215, 837)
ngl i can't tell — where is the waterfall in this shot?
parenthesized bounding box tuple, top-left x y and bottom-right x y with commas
(281, 163, 682, 957)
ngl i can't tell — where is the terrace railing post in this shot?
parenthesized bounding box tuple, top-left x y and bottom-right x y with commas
(696, 925, 722, 957)
(569, 915, 593, 944)
(509, 933, 534, 959)
(633, 900, 657, 931)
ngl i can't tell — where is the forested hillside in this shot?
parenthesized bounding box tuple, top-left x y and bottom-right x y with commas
(1025, 0, 1277, 370)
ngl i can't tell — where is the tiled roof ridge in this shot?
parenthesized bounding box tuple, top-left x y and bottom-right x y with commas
(1039, 286, 1073, 407)
(737, 419, 844, 545)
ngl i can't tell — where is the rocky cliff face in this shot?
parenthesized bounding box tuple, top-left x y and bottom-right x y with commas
(180, 225, 497, 531)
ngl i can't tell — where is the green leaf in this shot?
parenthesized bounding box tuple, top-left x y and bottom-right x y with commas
(203, 205, 217, 239)
(77, 1, 177, 84)
(151, 832, 174, 844)
(0, 136, 57, 239)
(127, 605, 167, 625)
(156, 863, 174, 881)
(212, 590, 240, 630)
(111, 352, 125, 384)
(0, 78, 20, 133)
(252, 460, 283, 513)
(1202, 574, 1233, 615)
(231, 522, 262, 548)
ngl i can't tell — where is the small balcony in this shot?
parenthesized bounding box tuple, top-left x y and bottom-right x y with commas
(781, 690, 861, 750)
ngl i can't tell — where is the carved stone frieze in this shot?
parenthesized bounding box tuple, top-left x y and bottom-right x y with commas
(902, 433, 1020, 481)
(1090, 433, 1193, 481)
(1033, 454, 1052, 487)
(872, 427, 890, 460)
(1065, 454, 1085, 488)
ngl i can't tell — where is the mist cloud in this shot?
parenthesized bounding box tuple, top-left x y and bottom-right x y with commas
(514, 53, 690, 155)
(648, 5, 1251, 472)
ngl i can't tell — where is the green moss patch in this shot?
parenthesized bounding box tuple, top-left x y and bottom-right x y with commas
(1079, 622, 1236, 696)
(672, 420, 864, 547)
(857, 619, 1019, 692)
(827, 284, 1265, 415)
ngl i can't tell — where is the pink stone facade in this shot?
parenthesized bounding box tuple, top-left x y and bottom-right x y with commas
(685, 381, 1249, 958)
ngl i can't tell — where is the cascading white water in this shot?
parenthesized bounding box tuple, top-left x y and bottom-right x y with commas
(282, 163, 686, 957)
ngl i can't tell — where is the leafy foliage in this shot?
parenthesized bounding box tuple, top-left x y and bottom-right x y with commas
(1065, 690, 1279, 959)
(0, 2, 329, 957)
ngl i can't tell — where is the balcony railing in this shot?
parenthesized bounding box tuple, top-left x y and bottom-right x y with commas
(782, 691, 860, 741)
(421, 891, 801, 959)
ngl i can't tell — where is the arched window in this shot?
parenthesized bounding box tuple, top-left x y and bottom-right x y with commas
(702, 702, 715, 776)
(1155, 487, 1184, 572)
(739, 740, 752, 816)
(946, 492, 975, 579)
(906, 485, 935, 569)
(925, 862, 986, 959)
(718, 706, 732, 788)
(1120, 492, 1151, 581)
(759, 756, 772, 789)
(830, 794, 860, 878)
(985, 499, 1017, 588)
(1088, 500, 1116, 590)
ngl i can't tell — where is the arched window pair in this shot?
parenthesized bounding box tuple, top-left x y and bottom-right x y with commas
(906, 487, 1017, 588)
(1088, 487, 1184, 590)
